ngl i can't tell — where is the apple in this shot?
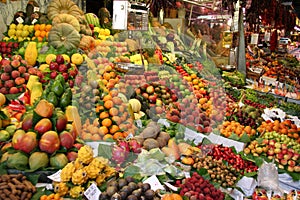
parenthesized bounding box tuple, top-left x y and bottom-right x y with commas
(59, 131, 74, 149)
(17, 132, 38, 154)
(39, 131, 60, 154)
(12, 129, 25, 150)
(34, 118, 53, 134)
(49, 62, 59, 71)
(50, 71, 58, 79)
(56, 54, 64, 64)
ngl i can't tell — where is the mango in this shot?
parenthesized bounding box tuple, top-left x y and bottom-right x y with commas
(50, 153, 68, 169)
(34, 99, 54, 118)
(7, 152, 29, 170)
(17, 131, 38, 154)
(59, 131, 74, 149)
(39, 131, 60, 154)
(34, 118, 53, 135)
(29, 151, 49, 171)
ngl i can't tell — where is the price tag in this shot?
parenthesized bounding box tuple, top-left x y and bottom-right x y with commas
(84, 183, 101, 200)
(33, 7, 40, 12)
(184, 128, 206, 145)
(143, 175, 165, 191)
(136, 119, 143, 128)
(164, 182, 178, 191)
(250, 33, 259, 45)
(126, 133, 133, 140)
(236, 176, 257, 197)
(35, 183, 53, 190)
(47, 170, 61, 182)
(184, 171, 191, 178)
(157, 118, 170, 127)
(16, 17, 24, 24)
(31, 19, 38, 24)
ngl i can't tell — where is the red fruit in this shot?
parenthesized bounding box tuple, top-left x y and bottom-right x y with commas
(18, 66, 27, 74)
(69, 69, 77, 77)
(22, 113, 33, 131)
(58, 64, 68, 72)
(56, 55, 64, 64)
(49, 62, 59, 70)
(34, 118, 53, 134)
(68, 79, 74, 88)
(59, 131, 74, 149)
(3, 65, 12, 73)
(23, 72, 30, 81)
(73, 143, 83, 150)
(9, 87, 19, 94)
(28, 67, 37, 75)
(13, 43, 19, 49)
(11, 70, 20, 79)
(36, 71, 43, 78)
(62, 72, 69, 80)
(39, 131, 60, 154)
(17, 132, 38, 154)
(128, 139, 142, 153)
(56, 113, 67, 132)
(0, 87, 8, 94)
(1, 73, 10, 81)
(7, 42, 13, 48)
(5, 80, 14, 88)
(112, 145, 128, 164)
(67, 151, 78, 162)
(50, 71, 58, 79)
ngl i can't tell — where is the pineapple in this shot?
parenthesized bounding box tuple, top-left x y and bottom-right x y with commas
(53, 182, 69, 197)
(60, 162, 75, 182)
(69, 186, 85, 198)
(72, 168, 88, 185)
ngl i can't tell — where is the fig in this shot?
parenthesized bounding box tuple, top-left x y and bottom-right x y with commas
(141, 183, 151, 192)
(132, 188, 142, 198)
(107, 180, 119, 188)
(106, 186, 118, 197)
(144, 189, 155, 200)
(121, 185, 131, 195)
(126, 195, 138, 200)
(110, 193, 121, 200)
(118, 178, 128, 188)
(125, 176, 135, 183)
(119, 191, 128, 200)
(128, 182, 138, 191)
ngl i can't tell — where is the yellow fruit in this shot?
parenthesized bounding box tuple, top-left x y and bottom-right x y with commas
(104, 29, 110, 36)
(16, 23, 24, 30)
(60, 162, 75, 182)
(21, 30, 29, 37)
(69, 186, 84, 199)
(9, 23, 16, 30)
(15, 30, 22, 37)
(0, 93, 6, 106)
(78, 145, 94, 164)
(61, 54, 70, 63)
(71, 168, 88, 185)
(45, 54, 57, 65)
(53, 182, 69, 197)
(23, 25, 29, 31)
(28, 25, 34, 33)
(8, 29, 16, 37)
(71, 53, 83, 65)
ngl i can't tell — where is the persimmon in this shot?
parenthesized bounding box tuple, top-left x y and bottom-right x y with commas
(113, 132, 124, 140)
(110, 125, 120, 134)
(109, 107, 118, 116)
(98, 126, 108, 136)
(99, 111, 109, 119)
(104, 100, 113, 109)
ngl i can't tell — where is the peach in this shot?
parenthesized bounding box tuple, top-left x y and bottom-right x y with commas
(9, 87, 19, 94)
(15, 77, 25, 85)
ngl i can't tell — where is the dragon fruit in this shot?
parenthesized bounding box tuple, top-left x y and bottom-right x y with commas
(111, 145, 129, 165)
(118, 140, 130, 152)
(129, 139, 142, 154)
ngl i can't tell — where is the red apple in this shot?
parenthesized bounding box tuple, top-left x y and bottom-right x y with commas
(73, 143, 83, 150)
(58, 64, 68, 72)
(49, 62, 59, 71)
(12, 129, 25, 150)
(59, 131, 74, 149)
(56, 113, 68, 132)
(34, 118, 53, 134)
(56, 55, 64, 64)
(17, 131, 38, 154)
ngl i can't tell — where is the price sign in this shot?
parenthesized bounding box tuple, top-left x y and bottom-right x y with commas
(16, 17, 24, 24)
(31, 19, 38, 24)
(112, 0, 128, 30)
(47, 170, 61, 182)
(84, 183, 101, 200)
(157, 118, 170, 127)
(143, 175, 165, 191)
(250, 33, 259, 45)
(33, 7, 40, 12)
(136, 119, 143, 128)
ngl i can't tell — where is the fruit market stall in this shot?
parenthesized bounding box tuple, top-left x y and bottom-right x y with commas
(0, 0, 300, 199)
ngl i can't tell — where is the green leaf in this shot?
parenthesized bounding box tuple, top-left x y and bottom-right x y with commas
(26, 173, 40, 185)
(97, 143, 112, 159)
(244, 171, 257, 177)
(32, 110, 43, 127)
(239, 133, 251, 143)
(197, 168, 208, 175)
(0, 110, 8, 120)
(5, 93, 21, 101)
(0, 162, 7, 175)
(30, 187, 50, 200)
(201, 137, 212, 145)
(228, 133, 240, 141)
(124, 165, 141, 179)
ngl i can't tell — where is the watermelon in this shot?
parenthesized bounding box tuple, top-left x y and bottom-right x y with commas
(85, 13, 100, 27)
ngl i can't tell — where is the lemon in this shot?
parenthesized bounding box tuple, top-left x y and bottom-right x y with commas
(23, 25, 29, 31)
(28, 25, 34, 33)
(0, 93, 6, 107)
(15, 30, 22, 37)
(9, 23, 17, 30)
(62, 54, 70, 63)
(8, 29, 16, 37)
(16, 23, 24, 30)
(21, 30, 29, 37)
(18, 37, 24, 42)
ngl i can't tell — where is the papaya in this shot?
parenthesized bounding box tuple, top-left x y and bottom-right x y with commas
(24, 41, 38, 66)
(29, 151, 49, 171)
(50, 153, 68, 169)
(6, 152, 29, 170)
(34, 99, 54, 118)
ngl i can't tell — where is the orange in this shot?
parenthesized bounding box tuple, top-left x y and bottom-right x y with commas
(98, 126, 109, 136)
(96, 105, 105, 113)
(103, 72, 111, 81)
(34, 24, 40, 31)
(37, 36, 43, 42)
(293, 133, 299, 139)
(40, 30, 46, 38)
(35, 30, 41, 37)
(39, 24, 46, 31)
(53, 194, 61, 200)
(192, 79, 199, 85)
(112, 97, 123, 105)
(40, 195, 47, 200)
(102, 94, 112, 101)
(103, 134, 113, 141)
(110, 125, 120, 134)
(99, 111, 109, 119)
(191, 73, 197, 79)
(45, 24, 52, 32)
(82, 133, 93, 140)
(109, 71, 116, 78)
(102, 118, 112, 127)
(109, 107, 119, 116)
(104, 100, 113, 109)
(113, 131, 124, 140)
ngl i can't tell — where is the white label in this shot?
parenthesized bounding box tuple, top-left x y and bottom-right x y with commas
(184, 128, 207, 145)
(31, 19, 38, 24)
(112, 1, 128, 30)
(207, 133, 245, 152)
(33, 7, 40, 12)
(16, 17, 24, 24)
(184, 171, 191, 178)
(47, 170, 61, 182)
(164, 182, 178, 191)
(35, 183, 53, 190)
(236, 176, 257, 197)
(136, 119, 143, 128)
(126, 133, 134, 140)
(264, 32, 271, 42)
(157, 118, 170, 127)
(84, 183, 101, 200)
(143, 175, 165, 191)
(251, 34, 259, 45)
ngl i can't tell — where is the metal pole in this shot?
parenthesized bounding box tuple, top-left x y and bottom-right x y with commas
(237, 6, 246, 75)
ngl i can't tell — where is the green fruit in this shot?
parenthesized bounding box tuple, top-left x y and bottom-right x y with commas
(5, 125, 17, 136)
(50, 153, 68, 169)
(7, 152, 28, 170)
(0, 130, 10, 141)
(29, 151, 49, 171)
(51, 81, 64, 97)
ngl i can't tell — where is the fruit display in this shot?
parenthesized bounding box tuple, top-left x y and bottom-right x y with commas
(7, 23, 35, 42)
(0, 174, 36, 200)
(218, 120, 257, 138)
(0, 41, 19, 58)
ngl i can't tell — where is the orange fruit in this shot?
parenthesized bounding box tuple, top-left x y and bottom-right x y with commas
(99, 111, 109, 119)
(192, 79, 199, 85)
(39, 24, 46, 31)
(82, 133, 93, 140)
(109, 107, 119, 116)
(45, 24, 52, 32)
(102, 94, 112, 101)
(91, 134, 101, 141)
(98, 126, 109, 136)
(103, 72, 111, 80)
(113, 131, 124, 140)
(40, 30, 46, 38)
(104, 100, 113, 109)
(109, 90, 118, 97)
(112, 116, 121, 125)
(191, 73, 197, 79)
(110, 125, 120, 134)
(103, 134, 113, 141)
(34, 30, 41, 37)
(112, 97, 123, 105)
(102, 118, 112, 127)
(53, 194, 61, 200)
(96, 105, 105, 113)
(293, 133, 299, 139)
(34, 24, 40, 31)
(109, 71, 116, 78)
(37, 37, 43, 42)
